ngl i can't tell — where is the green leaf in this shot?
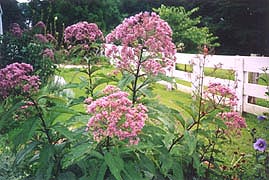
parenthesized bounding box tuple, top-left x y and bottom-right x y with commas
(61, 83, 81, 89)
(36, 144, 55, 180)
(92, 77, 112, 89)
(57, 172, 76, 180)
(38, 94, 67, 104)
(171, 109, 186, 129)
(10, 117, 39, 149)
(214, 117, 227, 129)
(118, 72, 135, 89)
(139, 86, 155, 98)
(104, 152, 124, 180)
(63, 144, 103, 168)
(49, 105, 77, 114)
(174, 100, 195, 119)
(14, 141, 38, 165)
(0, 101, 24, 123)
(97, 161, 107, 180)
(157, 116, 175, 132)
(138, 154, 156, 175)
(172, 161, 184, 180)
(184, 131, 197, 155)
(123, 161, 144, 180)
(52, 123, 75, 140)
(160, 153, 173, 176)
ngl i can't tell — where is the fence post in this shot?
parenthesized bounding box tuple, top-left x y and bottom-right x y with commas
(191, 55, 204, 99)
(234, 57, 244, 114)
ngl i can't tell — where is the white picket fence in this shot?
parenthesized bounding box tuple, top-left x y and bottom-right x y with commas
(168, 53, 269, 115)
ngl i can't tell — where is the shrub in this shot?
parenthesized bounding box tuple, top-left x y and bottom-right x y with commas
(0, 22, 57, 85)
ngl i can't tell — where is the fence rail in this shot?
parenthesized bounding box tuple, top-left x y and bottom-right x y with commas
(169, 53, 269, 115)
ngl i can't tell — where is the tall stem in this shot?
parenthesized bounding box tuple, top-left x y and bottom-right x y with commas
(29, 97, 52, 144)
(29, 96, 61, 176)
(195, 56, 206, 135)
(87, 60, 94, 97)
(205, 128, 220, 178)
(132, 49, 143, 104)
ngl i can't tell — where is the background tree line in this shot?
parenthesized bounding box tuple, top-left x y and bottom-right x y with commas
(1, 0, 268, 55)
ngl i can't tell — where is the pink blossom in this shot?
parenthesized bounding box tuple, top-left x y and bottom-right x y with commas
(203, 83, 238, 108)
(0, 63, 41, 99)
(20, 101, 35, 109)
(46, 34, 57, 44)
(64, 21, 104, 45)
(85, 85, 148, 145)
(105, 12, 176, 76)
(219, 111, 247, 135)
(43, 48, 54, 60)
(84, 97, 93, 105)
(34, 34, 48, 43)
(34, 21, 46, 30)
(9, 23, 23, 37)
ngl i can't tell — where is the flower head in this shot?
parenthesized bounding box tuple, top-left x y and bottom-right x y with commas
(43, 48, 54, 60)
(64, 21, 104, 45)
(204, 83, 238, 108)
(46, 34, 57, 44)
(34, 21, 46, 30)
(34, 34, 48, 43)
(257, 115, 267, 121)
(253, 138, 267, 152)
(9, 23, 23, 37)
(219, 111, 247, 135)
(105, 12, 176, 76)
(85, 85, 147, 145)
(0, 63, 40, 99)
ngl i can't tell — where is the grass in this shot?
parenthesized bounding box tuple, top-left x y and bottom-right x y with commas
(176, 63, 235, 80)
(175, 78, 192, 87)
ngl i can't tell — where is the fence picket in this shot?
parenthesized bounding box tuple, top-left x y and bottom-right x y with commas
(171, 53, 269, 115)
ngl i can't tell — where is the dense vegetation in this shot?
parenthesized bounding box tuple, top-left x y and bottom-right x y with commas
(0, 1, 268, 179)
(1, 0, 268, 55)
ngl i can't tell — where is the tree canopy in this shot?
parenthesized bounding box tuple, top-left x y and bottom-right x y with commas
(154, 5, 219, 53)
(1, 0, 268, 55)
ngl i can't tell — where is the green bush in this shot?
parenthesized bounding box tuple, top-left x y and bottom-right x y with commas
(0, 22, 57, 85)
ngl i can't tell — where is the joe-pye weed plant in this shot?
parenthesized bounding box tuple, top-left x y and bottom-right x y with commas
(0, 11, 252, 180)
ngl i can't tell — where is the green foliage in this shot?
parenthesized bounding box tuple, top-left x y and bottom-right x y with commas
(27, 0, 124, 45)
(174, 0, 269, 55)
(154, 5, 219, 53)
(0, 8, 268, 179)
(0, 25, 57, 85)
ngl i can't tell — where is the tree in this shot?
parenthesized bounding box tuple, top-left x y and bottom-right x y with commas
(154, 5, 219, 53)
(172, 0, 269, 55)
(0, 0, 25, 32)
(27, 0, 123, 46)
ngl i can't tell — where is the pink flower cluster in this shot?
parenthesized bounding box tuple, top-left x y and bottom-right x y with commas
(219, 111, 247, 135)
(43, 48, 54, 60)
(203, 83, 247, 134)
(64, 22, 104, 45)
(85, 85, 148, 145)
(34, 33, 57, 44)
(203, 82, 238, 108)
(34, 21, 46, 30)
(21, 101, 35, 109)
(105, 12, 176, 76)
(34, 34, 48, 43)
(9, 23, 23, 37)
(0, 63, 40, 99)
